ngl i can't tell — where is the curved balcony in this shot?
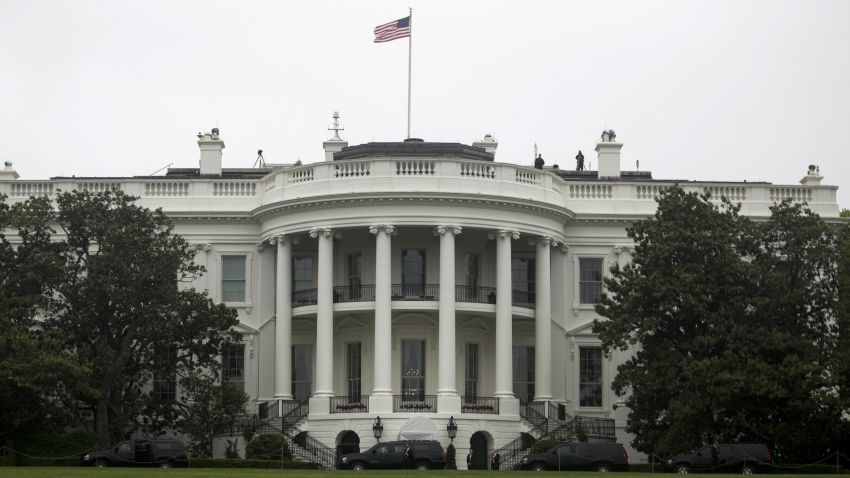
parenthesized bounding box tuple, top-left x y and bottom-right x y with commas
(291, 285, 536, 309)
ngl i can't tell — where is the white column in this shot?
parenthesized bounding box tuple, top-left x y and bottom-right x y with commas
(370, 225, 394, 411)
(310, 228, 334, 398)
(494, 229, 519, 398)
(436, 226, 461, 412)
(534, 236, 553, 401)
(273, 235, 293, 400)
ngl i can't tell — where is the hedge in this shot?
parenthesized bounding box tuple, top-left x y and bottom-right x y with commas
(189, 458, 316, 469)
(2, 430, 100, 466)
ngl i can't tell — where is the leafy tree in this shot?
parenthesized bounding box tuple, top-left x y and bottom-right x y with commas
(41, 190, 239, 445)
(176, 374, 249, 457)
(0, 195, 85, 443)
(840, 208, 849, 218)
(594, 187, 843, 461)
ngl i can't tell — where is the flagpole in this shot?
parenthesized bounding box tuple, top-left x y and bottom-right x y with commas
(407, 7, 413, 139)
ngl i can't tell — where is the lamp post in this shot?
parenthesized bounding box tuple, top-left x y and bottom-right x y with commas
(447, 416, 458, 442)
(372, 416, 383, 442)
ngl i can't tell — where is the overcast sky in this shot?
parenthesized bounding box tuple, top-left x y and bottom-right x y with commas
(2, 0, 849, 207)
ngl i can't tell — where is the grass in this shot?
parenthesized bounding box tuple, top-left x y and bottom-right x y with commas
(0, 470, 846, 478)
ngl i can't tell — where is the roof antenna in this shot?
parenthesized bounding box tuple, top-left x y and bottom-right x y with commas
(534, 142, 538, 159)
(149, 163, 173, 176)
(328, 111, 344, 140)
(253, 149, 266, 168)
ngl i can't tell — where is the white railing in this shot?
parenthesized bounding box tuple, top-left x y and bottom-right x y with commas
(396, 160, 435, 176)
(460, 162, 495, 179)
(569, 184, 613, 199)
(289, 167, 314, 183)
(335, 161, 370, 178)
(515, 170, 540, 185)
(213, 181, 257, 197)
(9, 182, 56, 197)
(145, 182, 189, 197)
(770, 187, 812, 203)
(704, 186, 746, 201)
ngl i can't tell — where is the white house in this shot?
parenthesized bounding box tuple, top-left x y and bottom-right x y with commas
(0, 122, 839, 468)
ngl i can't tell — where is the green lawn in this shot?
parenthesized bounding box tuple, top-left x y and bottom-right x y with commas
(0, 470, 844, 478)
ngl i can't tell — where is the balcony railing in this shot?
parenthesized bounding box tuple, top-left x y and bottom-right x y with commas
(292, 285, 537, 309)
(573, 415, 616, 439)
(330, 395, 369, 414)
(461, 396, 499, 414)
(393, 394, 437, 412)
(333, 284, 376, 303)
(390, 284, 439, 301)
(292, 288, 318, 306)
(455, 285, 496, 304)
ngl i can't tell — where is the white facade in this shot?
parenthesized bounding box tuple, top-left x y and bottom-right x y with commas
(0, 129, 840, 467)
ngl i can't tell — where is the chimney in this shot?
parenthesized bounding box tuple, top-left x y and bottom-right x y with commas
(472, 133, 498, 156)
(595, 129, 622, 179)
(323, 111, 349, 161)
(799, 164, 823, 186)
(198, 128, 224, 175)
(0, 161, 19, 180)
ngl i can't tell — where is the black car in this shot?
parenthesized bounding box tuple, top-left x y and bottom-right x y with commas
(521, 442, 629, 472)
(667, 443, 773, 474)
(338, 440, 446, 470)
(81, 439, 189, 468)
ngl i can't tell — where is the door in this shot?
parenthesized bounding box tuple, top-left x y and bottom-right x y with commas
(469, 432, 488, 469)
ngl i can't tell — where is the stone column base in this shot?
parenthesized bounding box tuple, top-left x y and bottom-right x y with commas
(369, 394, 394, 414)
(437, 394, 461, 414)
(308, 396, 330, 416)
(498, 396, 520, 416)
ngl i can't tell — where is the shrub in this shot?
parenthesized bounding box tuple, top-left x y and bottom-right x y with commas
(446, 443, 457, 469)
(530, 437, 560, 454)
(245, 434, 291, 461)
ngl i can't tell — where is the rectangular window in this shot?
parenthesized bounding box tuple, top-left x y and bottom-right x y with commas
(292, 344, 313, 402)
(465, 252, 480, 288)
(347, 253, 362, 300)
(293, 256, 314, 292)
(401, 339, 426, 401)
(222, 343, 245, 393)
(579, 347, 603, 407)
(465, 343, 479, 399)
(511, 257, 536, 306)
(153, 346, 177, 402)
(346, 342, 362, 402)
(401, 249, 426, 296)
(221, 255, 246, 302)
(512, 345, 535, 403)
(579, 258, 604, 304)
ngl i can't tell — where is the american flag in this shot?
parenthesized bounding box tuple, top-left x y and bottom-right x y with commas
(374, 16, 411, 43)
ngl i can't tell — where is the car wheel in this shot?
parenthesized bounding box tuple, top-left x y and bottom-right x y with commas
(160, 461, 173, 469)
(676, 464, 690, 474)
(532, 462, 547, 472)
(95, 460, 109, 468)
(597, 463, 611, 472)
(416, 461, 430, 470)
(352, 462, 365, 471)
(741, 464, 755, 475)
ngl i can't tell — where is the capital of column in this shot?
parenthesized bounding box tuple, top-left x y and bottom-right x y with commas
(488, 229, 520, 241)
(309, 228, 333, 239)
(256, 242, 266, 252)
(434, 225, 462, 236)
(613, 246, 623, 256)
(559, 245, 569, 254)
(369, 225, 396, 235)
(529, 235, 558, 247)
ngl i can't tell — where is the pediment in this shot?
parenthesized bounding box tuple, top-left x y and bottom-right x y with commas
(460, 316, 489, 332)
(565, 320, 597, 336)
(392, 313, 437, 328)
(337, 316, 367, 331)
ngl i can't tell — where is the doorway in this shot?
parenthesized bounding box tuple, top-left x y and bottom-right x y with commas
(469, 431, 489, 470)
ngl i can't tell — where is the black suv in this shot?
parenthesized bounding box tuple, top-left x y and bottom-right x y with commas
(81, 439, 189, 468)
(667, 443, 773, 474)
(521, 442, 629, 472)
(338, 440, 446, 470)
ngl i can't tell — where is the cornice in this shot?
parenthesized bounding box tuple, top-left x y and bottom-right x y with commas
(252, 192, 574, 222)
